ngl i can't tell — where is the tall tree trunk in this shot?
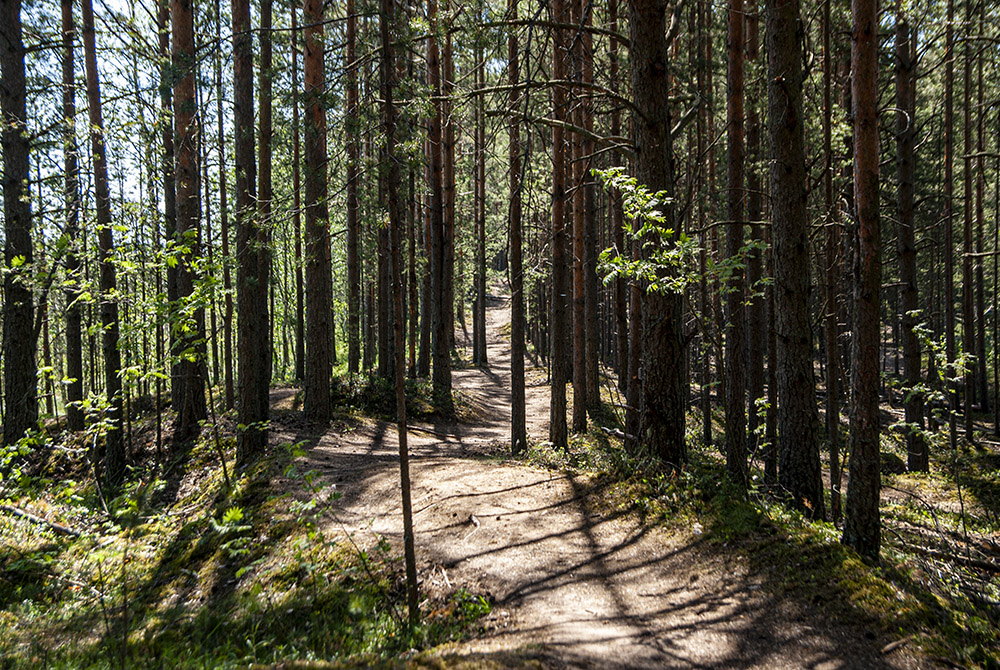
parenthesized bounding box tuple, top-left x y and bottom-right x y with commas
(474, 36, 487, 367)
(549, 0, 569, 450)
(156, 0, 179, 411)
(767, 0, 824, 517)
(582, 0, 599, 413)
(895, 11, 926, 472)
(346, 0, 360, 374)
(961, 0, 974, 440)
(259, 0, 274, 387)
(944, 0, 957, 450)
(725, 0, 747, 488)
(302, 0, 332, 421)
(631, 0, 686, 469)
(81, 0, 125, 485)
(292, 5, 305, 383)
(172, 0, 207, 441)
(61, 0, 84, 432)
(1, 0, 37, 449)
(379, 0, 419, 625)
(441, 3, 456, 359)
(509, 0, 526, 453)
(843, 0, 880, 557)
(233, 0, 268, 460)
(609, 0, 628, 394)
(974, 0, 987, 415)
(427, 0, 451, 408)
(745, 0, 765, 477)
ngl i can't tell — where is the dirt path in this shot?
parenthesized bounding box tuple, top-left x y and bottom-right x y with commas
(271, 296, 936, 669)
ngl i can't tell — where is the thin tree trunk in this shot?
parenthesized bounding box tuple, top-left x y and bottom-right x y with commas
(509, 0, 526, 453)
(820, 0, 842, 520)
(61, 0, 84, 432)
(745, 0, 765, 477)
(725, 0, 747, 488)
(895, 10, 926, 472)
(944, 0, 957, 450)
(427, 0, 451, 408)
(292, 5, 305, 383)
(962, 0, 974, 440)
(345, 0, 360, 375)
(259, 0, 274, 388)
(379, 0, 419, 625)
(550, 0, 569, 450)
(81, 0, 125, 485)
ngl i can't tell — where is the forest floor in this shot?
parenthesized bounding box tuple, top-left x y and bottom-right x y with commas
(266, 294, 947, 670)
(3, 292, 998, 669)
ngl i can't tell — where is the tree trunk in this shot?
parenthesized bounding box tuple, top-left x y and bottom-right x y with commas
(61, 0, 84, 432)
(292, 5, 304, 384)
(842, 0, 881, 558)
(549, 0, 569, 450)
(303, 0, 332, 422)
(379, 0, 419, 625)
(766, 0, 824, 518)
(345, 0, 360, 375)
(725, 0, 747, 488)
(630, 0, 686, 470)
(961, 0, 974, 440)
(1, 0, 37, 449)
(944, 0, 956, 450)
(172, 0, 207, 441)
(259, 0, 274, 381)
(895, 11, 926, 472)
(509, 0, 526, 453)
(81, 0, 125, 486)
(233, 0, 265, 459)
(427, 0, 451, 408)
(745, 0, 765, 476)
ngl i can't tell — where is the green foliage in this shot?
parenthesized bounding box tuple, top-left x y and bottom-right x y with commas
(0, 435, 490, 669)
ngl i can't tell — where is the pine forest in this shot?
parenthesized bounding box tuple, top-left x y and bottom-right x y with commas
(1, 0, 999, 665)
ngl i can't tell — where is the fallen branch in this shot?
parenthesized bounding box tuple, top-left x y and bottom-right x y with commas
(599, 426, 636, 442)
(909, 544, 1000, 573)
(0, 504, 80, 537)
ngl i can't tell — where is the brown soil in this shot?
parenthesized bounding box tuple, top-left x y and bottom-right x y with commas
(270, 295, 939, 670)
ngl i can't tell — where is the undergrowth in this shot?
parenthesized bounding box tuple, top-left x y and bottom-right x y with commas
(0, 416, 490, 669)
(522, 400, 1000, 669)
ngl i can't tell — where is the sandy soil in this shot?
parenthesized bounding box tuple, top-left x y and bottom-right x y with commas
(269, 295, 939, 670)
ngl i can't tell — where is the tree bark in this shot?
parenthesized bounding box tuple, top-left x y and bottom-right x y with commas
(232, 0, 268, 459)
(509, 0, 526, 453)
(172, 0, 207, 441)
(81, 0, 125, 485)
(61, 0, 84, 432)
(745, 0, 765, 477)
(630, 0, 686, 470)
(725, 0, 747, 488)
(766, 0, 824, 517)
(379, 0, 419, 625)
(843, 0, 881, 558)
(549, 0, 569, 450)
(895, 11, 926, 472)
(1, 0, 38, 449)
(292, 5, 304, 383)
(303, 0, 332, 422)
(346, 0, 360, 375)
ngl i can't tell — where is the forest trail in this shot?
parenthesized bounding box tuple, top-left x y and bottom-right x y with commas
(271, 296, 934, 670)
